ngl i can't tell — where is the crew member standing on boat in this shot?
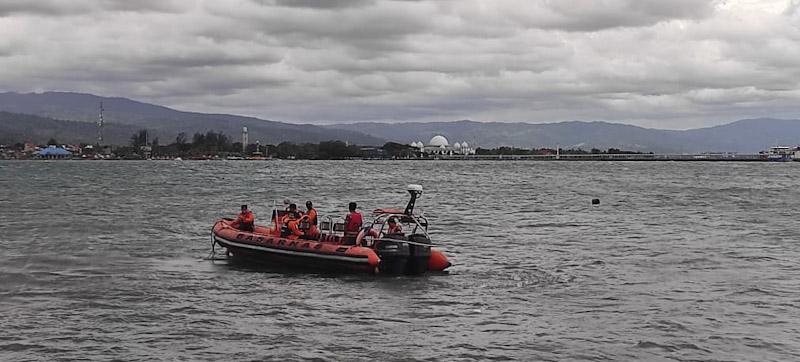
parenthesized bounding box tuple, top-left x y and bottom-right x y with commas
(344, 202, 362, 244)
(305, 201, 319, 239)
(232, 204, 255, 232)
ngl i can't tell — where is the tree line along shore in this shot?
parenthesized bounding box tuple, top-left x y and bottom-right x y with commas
(2, 129, 652, 160)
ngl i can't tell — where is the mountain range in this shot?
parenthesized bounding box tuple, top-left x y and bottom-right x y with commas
(0, 111, 142, 145)
(0, 92, 383, 146)
(1, 91, 799, 153)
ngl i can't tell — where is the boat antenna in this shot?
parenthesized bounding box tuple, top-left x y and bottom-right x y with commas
(404, 184, 423, 216)
(273, 200, 279, 230)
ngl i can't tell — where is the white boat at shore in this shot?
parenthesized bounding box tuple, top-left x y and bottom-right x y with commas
(766, 146, 796, 162)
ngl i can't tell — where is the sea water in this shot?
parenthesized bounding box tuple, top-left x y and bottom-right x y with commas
(1, 160, 798, 360)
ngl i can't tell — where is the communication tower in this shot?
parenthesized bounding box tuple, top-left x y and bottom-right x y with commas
(97, 102, 104, 144)
(242, 126, 249, 154)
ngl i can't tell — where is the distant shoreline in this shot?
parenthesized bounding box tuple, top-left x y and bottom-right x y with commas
(3, 155, 795, 162)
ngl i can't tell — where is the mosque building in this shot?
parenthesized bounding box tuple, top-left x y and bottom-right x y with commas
(410, 135, 476, 156)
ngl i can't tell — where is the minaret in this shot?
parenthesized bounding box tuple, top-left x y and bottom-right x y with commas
(242, 127, 249, 154)
(97, 102, 104, 145)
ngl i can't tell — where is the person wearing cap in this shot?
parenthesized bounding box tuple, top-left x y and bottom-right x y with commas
(231, 204, 255, 232)
(386, 217, 402, 235)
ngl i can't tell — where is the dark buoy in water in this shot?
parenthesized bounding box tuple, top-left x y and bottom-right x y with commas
(591, 198, 600, 205)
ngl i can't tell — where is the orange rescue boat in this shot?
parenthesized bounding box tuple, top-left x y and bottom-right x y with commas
(211, 184, 451, 275)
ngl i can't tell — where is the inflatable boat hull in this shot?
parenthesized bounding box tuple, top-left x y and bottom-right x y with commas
(212, 219, 451, 274)
(212, 220, 380, 273)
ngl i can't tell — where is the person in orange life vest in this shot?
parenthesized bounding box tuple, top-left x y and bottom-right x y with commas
(343, 202, 362, 244)
(282, 203, 303, 237)
(304, 201, 319, 239)
(386, 217, 402, 234)
(232, 204, 255, 232)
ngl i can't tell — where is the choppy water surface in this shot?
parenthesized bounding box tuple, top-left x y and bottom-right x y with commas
(1, 160, 799, 361)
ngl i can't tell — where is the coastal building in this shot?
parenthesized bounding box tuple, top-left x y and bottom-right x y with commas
(36, 146, 72, 159)
(410, 135, 476, 156)
(359, 146, 384, 159)
(65, 144, 82, 154)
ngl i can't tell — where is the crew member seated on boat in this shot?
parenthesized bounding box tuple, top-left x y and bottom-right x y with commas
(344, 202, 362, 244)
(386, 217, 402, 235)
(304, 201, 319, 239)
(273, 199, 302, 224)
(282, 203, 304, 237)
(232, 204, 255, 232)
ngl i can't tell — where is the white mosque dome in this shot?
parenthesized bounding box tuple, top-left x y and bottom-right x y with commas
(429, 135, 449, 147)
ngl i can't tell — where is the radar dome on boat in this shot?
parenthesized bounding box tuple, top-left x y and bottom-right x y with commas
(461, 142, 468, 148)
(453, 142, 462, 150)
(429, 135, 449, 147)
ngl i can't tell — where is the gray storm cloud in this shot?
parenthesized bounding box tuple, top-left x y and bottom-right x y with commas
(0, 0, 798, 128)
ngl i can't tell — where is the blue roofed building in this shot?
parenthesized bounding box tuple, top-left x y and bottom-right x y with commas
(36, 146, 72, 159)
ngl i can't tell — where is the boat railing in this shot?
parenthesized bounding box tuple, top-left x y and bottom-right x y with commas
(319, 216, 346, 235)
(316, 213, 435, 246)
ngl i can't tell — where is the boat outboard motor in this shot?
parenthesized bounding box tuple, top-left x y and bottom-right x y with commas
(404, 184, 423, 216)
(375, 234, 410, 274)
(405, 234, 432, 275)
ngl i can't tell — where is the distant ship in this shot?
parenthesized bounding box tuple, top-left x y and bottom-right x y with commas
(766, 146, 795, 162)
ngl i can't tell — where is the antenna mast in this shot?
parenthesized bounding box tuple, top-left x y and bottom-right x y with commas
(242, 126, 249, 154)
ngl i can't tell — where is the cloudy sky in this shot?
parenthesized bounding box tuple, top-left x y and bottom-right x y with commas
(1, 0, 799, 129)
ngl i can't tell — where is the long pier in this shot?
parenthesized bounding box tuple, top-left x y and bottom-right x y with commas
(431, 153, 771, 161)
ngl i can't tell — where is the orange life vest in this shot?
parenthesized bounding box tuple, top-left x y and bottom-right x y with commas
(287, 219, 303, 236)
(233, 210, 254, 230)
(240, 211, 254, 224)
(344, 212, 362, 233)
